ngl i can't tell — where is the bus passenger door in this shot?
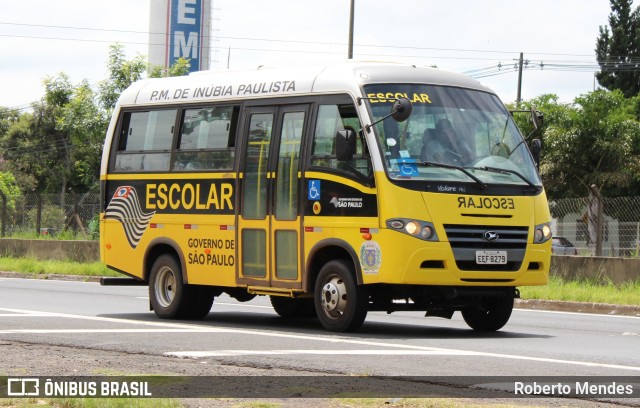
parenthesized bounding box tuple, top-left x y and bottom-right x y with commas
(237, 105, 308, 290)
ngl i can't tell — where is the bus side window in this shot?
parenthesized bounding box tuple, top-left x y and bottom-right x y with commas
(174, 105, 239, 171)
(311, 103, 371, 178)
(113, 109, 176, 172)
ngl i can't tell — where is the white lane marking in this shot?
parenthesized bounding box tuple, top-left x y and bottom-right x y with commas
(1, 307, 639, 372)
(515, 308, 640, 319)
(0, 313, 58, 317)
(2, 329, 217, 334)
(0, 277, 98, 285)
(0, 307, 224, 330)
(166, 349, 475, 357)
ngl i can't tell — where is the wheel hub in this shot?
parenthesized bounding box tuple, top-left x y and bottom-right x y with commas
(155, 266, 176, 308)
(321, 277, 347, 317)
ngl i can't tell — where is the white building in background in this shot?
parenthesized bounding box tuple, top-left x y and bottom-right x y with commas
(148, 0, 211, 73)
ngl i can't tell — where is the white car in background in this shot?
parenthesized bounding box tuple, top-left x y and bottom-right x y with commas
(551, 236, 578, 255)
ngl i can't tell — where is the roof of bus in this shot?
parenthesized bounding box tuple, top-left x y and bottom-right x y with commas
(117, 61, 494, 107)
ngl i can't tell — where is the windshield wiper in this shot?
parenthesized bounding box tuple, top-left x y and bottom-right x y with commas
(467, 165, 536, 188)
(419, 161, 486, 189)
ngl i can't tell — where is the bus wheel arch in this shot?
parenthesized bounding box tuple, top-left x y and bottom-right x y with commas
(144, 239, 186, 283)
(305, 239, 363, 294)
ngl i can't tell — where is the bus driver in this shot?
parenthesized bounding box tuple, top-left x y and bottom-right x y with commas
(422, 118, 475, 165)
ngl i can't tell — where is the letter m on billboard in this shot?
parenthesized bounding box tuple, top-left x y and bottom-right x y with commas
(169, 0, 205, 73)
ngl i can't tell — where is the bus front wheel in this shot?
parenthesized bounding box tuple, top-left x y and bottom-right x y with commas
(149, 254, 214, 319)
(314, 260, 368, 332)
(461, 296, 513, 331)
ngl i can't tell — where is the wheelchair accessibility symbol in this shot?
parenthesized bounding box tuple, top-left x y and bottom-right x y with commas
(400, 163, 418, 176)
(308, 180, 321, 200)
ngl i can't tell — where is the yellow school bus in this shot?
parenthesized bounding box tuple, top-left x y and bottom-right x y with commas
(100, 62, 551, 332)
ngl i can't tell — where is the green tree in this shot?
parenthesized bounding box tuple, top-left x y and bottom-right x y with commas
(0, 171, 21, 233)
(148, 57, 192, 78)
(511, 94, 574, 136)
(1, 43, 193, 196)
(58, 80, 108, 189)
(98, 44, 191, 113)
(0, 112, 39, 191)
(0, 107, 19, 137)
(0, 74, 104, 195)
(36, 73, 77, 195)
(540, 90, 640, 198)
(509, 94, 577, 177)
(98, 44, 148, 113)
(595, 0, 640, 97)
(0, 171, 20, 198)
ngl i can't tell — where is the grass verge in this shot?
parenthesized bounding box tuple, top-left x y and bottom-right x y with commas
(0, 257, 119, 278)
(0, 398, 182, 408)
(518, 275, 640, 305)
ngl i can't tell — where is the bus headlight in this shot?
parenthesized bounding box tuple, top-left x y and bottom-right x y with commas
(405, 221, 419, 235)
(534, 222, 552, 244)
(387, 218, 438, 241)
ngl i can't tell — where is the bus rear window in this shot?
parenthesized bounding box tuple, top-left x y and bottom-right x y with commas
(113, 109, 176, 172)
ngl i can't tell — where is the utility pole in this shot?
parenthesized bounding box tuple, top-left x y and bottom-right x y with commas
(516, 52, 523, 106)
(348, 0, 355, 59)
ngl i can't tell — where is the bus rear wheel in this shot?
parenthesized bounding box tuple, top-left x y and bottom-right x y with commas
(270, 296, 316, 318)
(461, 296, 513, 331)
(149, 254, 214, 319)
(314, 260, 368, 332)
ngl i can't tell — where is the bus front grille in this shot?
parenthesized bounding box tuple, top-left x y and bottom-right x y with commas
(443, 224, 529, 271)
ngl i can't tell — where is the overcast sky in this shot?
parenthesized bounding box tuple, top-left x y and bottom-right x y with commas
(0, 0, 626, 110)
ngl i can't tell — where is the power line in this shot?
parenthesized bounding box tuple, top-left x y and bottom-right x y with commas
(4, 30, 608, 69)
(7, 20, 640, 110)
(464, 58, 640, 80)
(0, 21, 604, 61)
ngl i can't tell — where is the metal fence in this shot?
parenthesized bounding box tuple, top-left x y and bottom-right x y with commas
(550, 194, 640, 257)
(1, 191, 639, 257)
(0, 192, 100, 239)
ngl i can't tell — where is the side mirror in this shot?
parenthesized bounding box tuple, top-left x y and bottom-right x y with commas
(336, 128, 356, 161)
(531, 107, 543, 129)
(363, 97, 413, 133)
(530, 138, 542, 168)
(391, 98, 413, 122)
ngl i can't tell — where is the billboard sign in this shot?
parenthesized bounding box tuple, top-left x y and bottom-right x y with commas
(169, 0, 203, 72)
(149, 0, 210, 73)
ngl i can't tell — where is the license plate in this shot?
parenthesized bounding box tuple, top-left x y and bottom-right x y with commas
(475, 250, 507, 265)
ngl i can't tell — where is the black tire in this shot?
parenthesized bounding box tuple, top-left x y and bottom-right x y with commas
(185, 285, 216, 319)
(314, 260, 368, 332)
(270, 296, 316, 318)
(461, 296, 514, 331)
(149, 254, 214, 319)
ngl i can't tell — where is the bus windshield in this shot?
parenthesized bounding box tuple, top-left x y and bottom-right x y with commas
(364, 84, 542, 188)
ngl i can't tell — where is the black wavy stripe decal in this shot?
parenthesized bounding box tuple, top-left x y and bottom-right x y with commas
(105, 187, 155, 249)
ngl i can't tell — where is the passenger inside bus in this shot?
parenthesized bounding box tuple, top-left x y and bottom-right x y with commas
(422, 118, 475, 165)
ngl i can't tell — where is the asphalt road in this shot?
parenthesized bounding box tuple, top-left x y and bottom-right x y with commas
(0, 276, 639, 403)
